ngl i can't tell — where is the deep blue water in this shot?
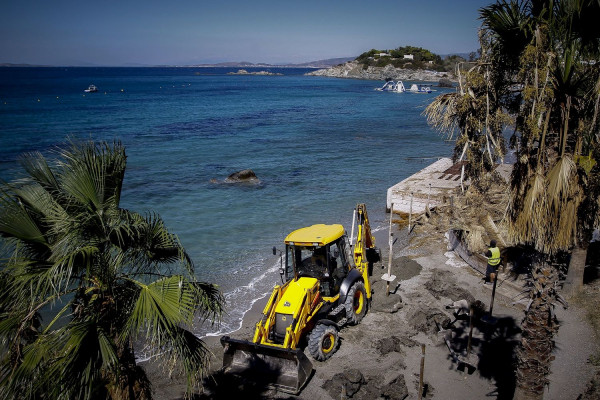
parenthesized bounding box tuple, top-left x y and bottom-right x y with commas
(0, 67, 454, 336)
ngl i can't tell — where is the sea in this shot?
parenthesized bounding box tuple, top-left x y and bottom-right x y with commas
(0, 66, 454, 338)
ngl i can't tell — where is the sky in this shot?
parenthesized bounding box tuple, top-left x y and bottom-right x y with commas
(1, 0, 494, 66)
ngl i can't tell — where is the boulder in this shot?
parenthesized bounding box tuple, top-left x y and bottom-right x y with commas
(223, 169, 260, 184)
(438, 78, 454, 87)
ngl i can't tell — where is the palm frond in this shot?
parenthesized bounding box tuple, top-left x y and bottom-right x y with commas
(546, 156, 577, 212)
(158, 326, 212, 395)
(124, 276, 201, 340)
(57, 140, 126, 212)
(510, 168, 548, 244)
(18, 151, 60, 192)
(423, 92, 461, 138)
(0, 190, 47, 246)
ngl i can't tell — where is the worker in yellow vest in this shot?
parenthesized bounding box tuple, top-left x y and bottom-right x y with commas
(485, 240, 501, 283)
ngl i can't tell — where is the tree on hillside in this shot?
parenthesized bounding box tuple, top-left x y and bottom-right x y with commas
(0, 141, 224, 399)
(426, 0, 600, 399)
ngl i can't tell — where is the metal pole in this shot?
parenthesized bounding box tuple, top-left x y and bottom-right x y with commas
(489, 275, 498, 317)
(466, 306, 474, 357)
(350, 208, 356, 248)
(418, 344, 426, 400)
(386, 204, 394, 296)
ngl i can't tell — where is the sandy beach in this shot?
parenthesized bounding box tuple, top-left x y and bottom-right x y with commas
(143, 213, 599, 400)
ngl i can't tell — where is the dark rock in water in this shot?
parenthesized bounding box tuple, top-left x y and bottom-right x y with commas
(223, 169, 260, 184)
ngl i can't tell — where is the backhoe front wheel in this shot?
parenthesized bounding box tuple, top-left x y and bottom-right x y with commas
(345, 281, 367, 325)
(308, 324, 339, 361)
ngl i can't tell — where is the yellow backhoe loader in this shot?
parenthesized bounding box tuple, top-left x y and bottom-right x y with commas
(220, 204, 380, 393)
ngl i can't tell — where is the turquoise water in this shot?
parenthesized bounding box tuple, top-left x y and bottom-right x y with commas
(0, 67, 454, 336)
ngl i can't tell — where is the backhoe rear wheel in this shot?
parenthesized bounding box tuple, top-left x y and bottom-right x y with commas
(345, 281, 367, 325)
(308, 324, 339, 361)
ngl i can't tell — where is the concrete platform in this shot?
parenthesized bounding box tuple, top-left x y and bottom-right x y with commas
(386, 157, 465, 215)
(386, 158, 514, 216)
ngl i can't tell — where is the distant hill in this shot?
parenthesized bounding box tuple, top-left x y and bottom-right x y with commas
(288, 57, 355, 68)
(193, 57, 354, 69)
(0, 63, 52, 67)
(439, 52, 476, 60)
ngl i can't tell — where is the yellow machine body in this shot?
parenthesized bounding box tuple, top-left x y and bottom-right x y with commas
(221, 204, 379, 394)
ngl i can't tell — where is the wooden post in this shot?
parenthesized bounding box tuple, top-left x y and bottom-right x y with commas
(386, 204, 394, 296)
(408, 192, 414, 233)
(426, 183, 431, 212)
(466, 306, 474, 358)
(418, 344, 426, 400)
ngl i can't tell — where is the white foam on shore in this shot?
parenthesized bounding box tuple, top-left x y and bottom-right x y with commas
(199, 258, 281, 338)
(202, 291, 270, 338)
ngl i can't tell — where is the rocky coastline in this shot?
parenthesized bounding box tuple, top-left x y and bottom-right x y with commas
(306, 60, 455, 82)
(227, 69, 283, 76)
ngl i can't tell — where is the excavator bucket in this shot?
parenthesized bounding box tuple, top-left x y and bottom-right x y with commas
(220, 336, 313, 394)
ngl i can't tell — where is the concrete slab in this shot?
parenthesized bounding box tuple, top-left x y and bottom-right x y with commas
(386, 157, 464, 215)
(386, 159, 514, 216)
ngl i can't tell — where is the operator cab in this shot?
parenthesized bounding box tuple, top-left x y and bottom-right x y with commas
(283, 224, 352, 297)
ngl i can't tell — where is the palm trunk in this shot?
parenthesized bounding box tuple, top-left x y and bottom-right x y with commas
(514, 262, 559, 400)
(105, 342, 152, 400)
(563, 245, 588, 298)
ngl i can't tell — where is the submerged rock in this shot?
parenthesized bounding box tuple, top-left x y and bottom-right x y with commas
(218, 169, 261, 184)
(227, 69, 283, 76)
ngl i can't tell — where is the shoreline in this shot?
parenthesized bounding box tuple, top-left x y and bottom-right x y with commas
(306, 60, 455, 82)
(143, 211, 598, 399)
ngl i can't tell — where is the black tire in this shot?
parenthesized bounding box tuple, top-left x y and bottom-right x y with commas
(308, 324, 339, 361)
(345, 281, 367, 325)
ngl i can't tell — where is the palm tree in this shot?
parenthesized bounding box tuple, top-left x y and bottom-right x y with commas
(0, 140, 224, 399)
(504, 3, 600, 395)
(427, 1, 600, 399)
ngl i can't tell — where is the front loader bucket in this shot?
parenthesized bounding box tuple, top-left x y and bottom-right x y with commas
(220, 336, 313, 394)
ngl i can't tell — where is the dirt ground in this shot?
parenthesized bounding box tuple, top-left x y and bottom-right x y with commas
(143, 223, 599, 400)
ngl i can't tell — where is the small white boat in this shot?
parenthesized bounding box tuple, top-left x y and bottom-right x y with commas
(375, 80, 406, 92)
(84, 84, 98, 93)
(407, 84, 432, 93)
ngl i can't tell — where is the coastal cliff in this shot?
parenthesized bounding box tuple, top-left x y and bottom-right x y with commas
(306, 60, 455, 82)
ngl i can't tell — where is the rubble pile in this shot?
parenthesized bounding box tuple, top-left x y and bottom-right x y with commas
(411, 172, 511, 254)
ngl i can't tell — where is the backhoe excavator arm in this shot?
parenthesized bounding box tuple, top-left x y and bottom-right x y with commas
(352, 203, 378, 298)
